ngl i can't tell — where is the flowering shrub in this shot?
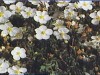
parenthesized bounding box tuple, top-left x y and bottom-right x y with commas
(0, 0, 100, 75)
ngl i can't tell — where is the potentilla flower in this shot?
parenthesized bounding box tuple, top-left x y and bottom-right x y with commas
(28, 0, 40, 5)
(21, 7, 36, 18)
(35, 25, 53, 40)
(0, 22, 19, 37)
(0, 6, 12, 23)
(53, 27, 70, 41)
(11, 47, 26, 60)
(8, 65, 27, 75)
(53, 19, 65, 30)
(68, 3, 79, 9)
(83, 40, 100, 49)
(10, 27, 23, 41)
(91, 36, 100, 42)
(90, 11, 100, 25)
(34, 11, 51, 24)
(0, 58, 9, 74)
(78, 1, 93, 11)
(9, 2, 26, 13)
(3, 0, 16, 4)
(28, 0, 49, 9)
(57, 1, 69, 7)
(64, 9, 77, 19)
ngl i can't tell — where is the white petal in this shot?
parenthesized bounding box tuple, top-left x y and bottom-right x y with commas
(42, 35, 50, 39)
(44, 15, 51, 21)
(11, 50, 15, 55)
(53, 31, 59, 36)
(97, 11, 100, 16)
(1, 30, 8, 37)
(39, 25, 47, 31)
(19, 68, 27, 73)
(13, 55, 20, 60)
(90, 12, 97, 18)
(34, 16, 39, 22)
(0, 6, 6, 11)
(2, 62, 9, 68)
(9, 5, 16, 10)
(16, 2, 23, 7)
(12, 66, 19, 70)
(42, 11, 48, 15)
(36, 11, 42, 16)
(3, 0, 16, 4)
(0, 25, 7, 30)
(88, 5, 92, 10)
(35, 28, 41, 34)
(39, 19, 47, 24)
(58, 28, 69, 33)
(91, 19, 99, 25)
(35, 34, 42, 40)
(20, 53, 26, 58)
(62, 34, 70, 40)
(4, 11, 12, 18)
(20, 48, 26, 52)
(91, 36, 96, 39)
(5, 22, 13, 27)
(46, 29, 53, 35)
(56, 35, 62, 39)
(8, 68, 14, 74)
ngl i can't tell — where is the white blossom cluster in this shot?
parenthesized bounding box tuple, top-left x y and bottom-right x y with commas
(0, 0, 100, 75)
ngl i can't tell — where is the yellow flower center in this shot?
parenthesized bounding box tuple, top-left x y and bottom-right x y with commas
(7, 27, 12, 32)
(58, 2, 65, 4)
(16, 7, 21, 13)
(61, 32, 65, 36)
(83, 2, 88, 6)
(68, 12, 73, 16)
(16, 52, 21, 56)
(41, 31, 46, 35)
(95, 37, 100, 41)
(0, 12, 4, 17)
(0, 63, 2, 67)
(74, 3, 78, 8)
(39, 15, 44, 19)
(27, 12, 32, 16)
(14, 70, 20, 74)
(96, 16, 100, 21)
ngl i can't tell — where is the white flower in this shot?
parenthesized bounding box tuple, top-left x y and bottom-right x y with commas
(90, 11, 100, 25)
(8, 65, 27, 75)
(77, 24, 84, 33)
(53, 19, 65, 30)
(9, 2, 26, 13)
(83, 40, 100, 49)
(11, 47, 26, 60)
(35, 25, 53, 40)
(0, 58, 9, 74)
(21, 7, 36, 18)
(34, 11, 51, 24)
(64, 9, 77, 19)
(28, 0, 49, 9)
(0, 22, 19, 37)
(0, 6, 12, 23)
(57, 1, 69, 7)
(78, 1, 93, 11)
(91, 36, 100, 42)
(10, 28, 23, 40)
(3, 0, 16, 4)
(28, 0, 40, 5)
(53, 27, 70, 40)
(68, 3, 79, 9)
